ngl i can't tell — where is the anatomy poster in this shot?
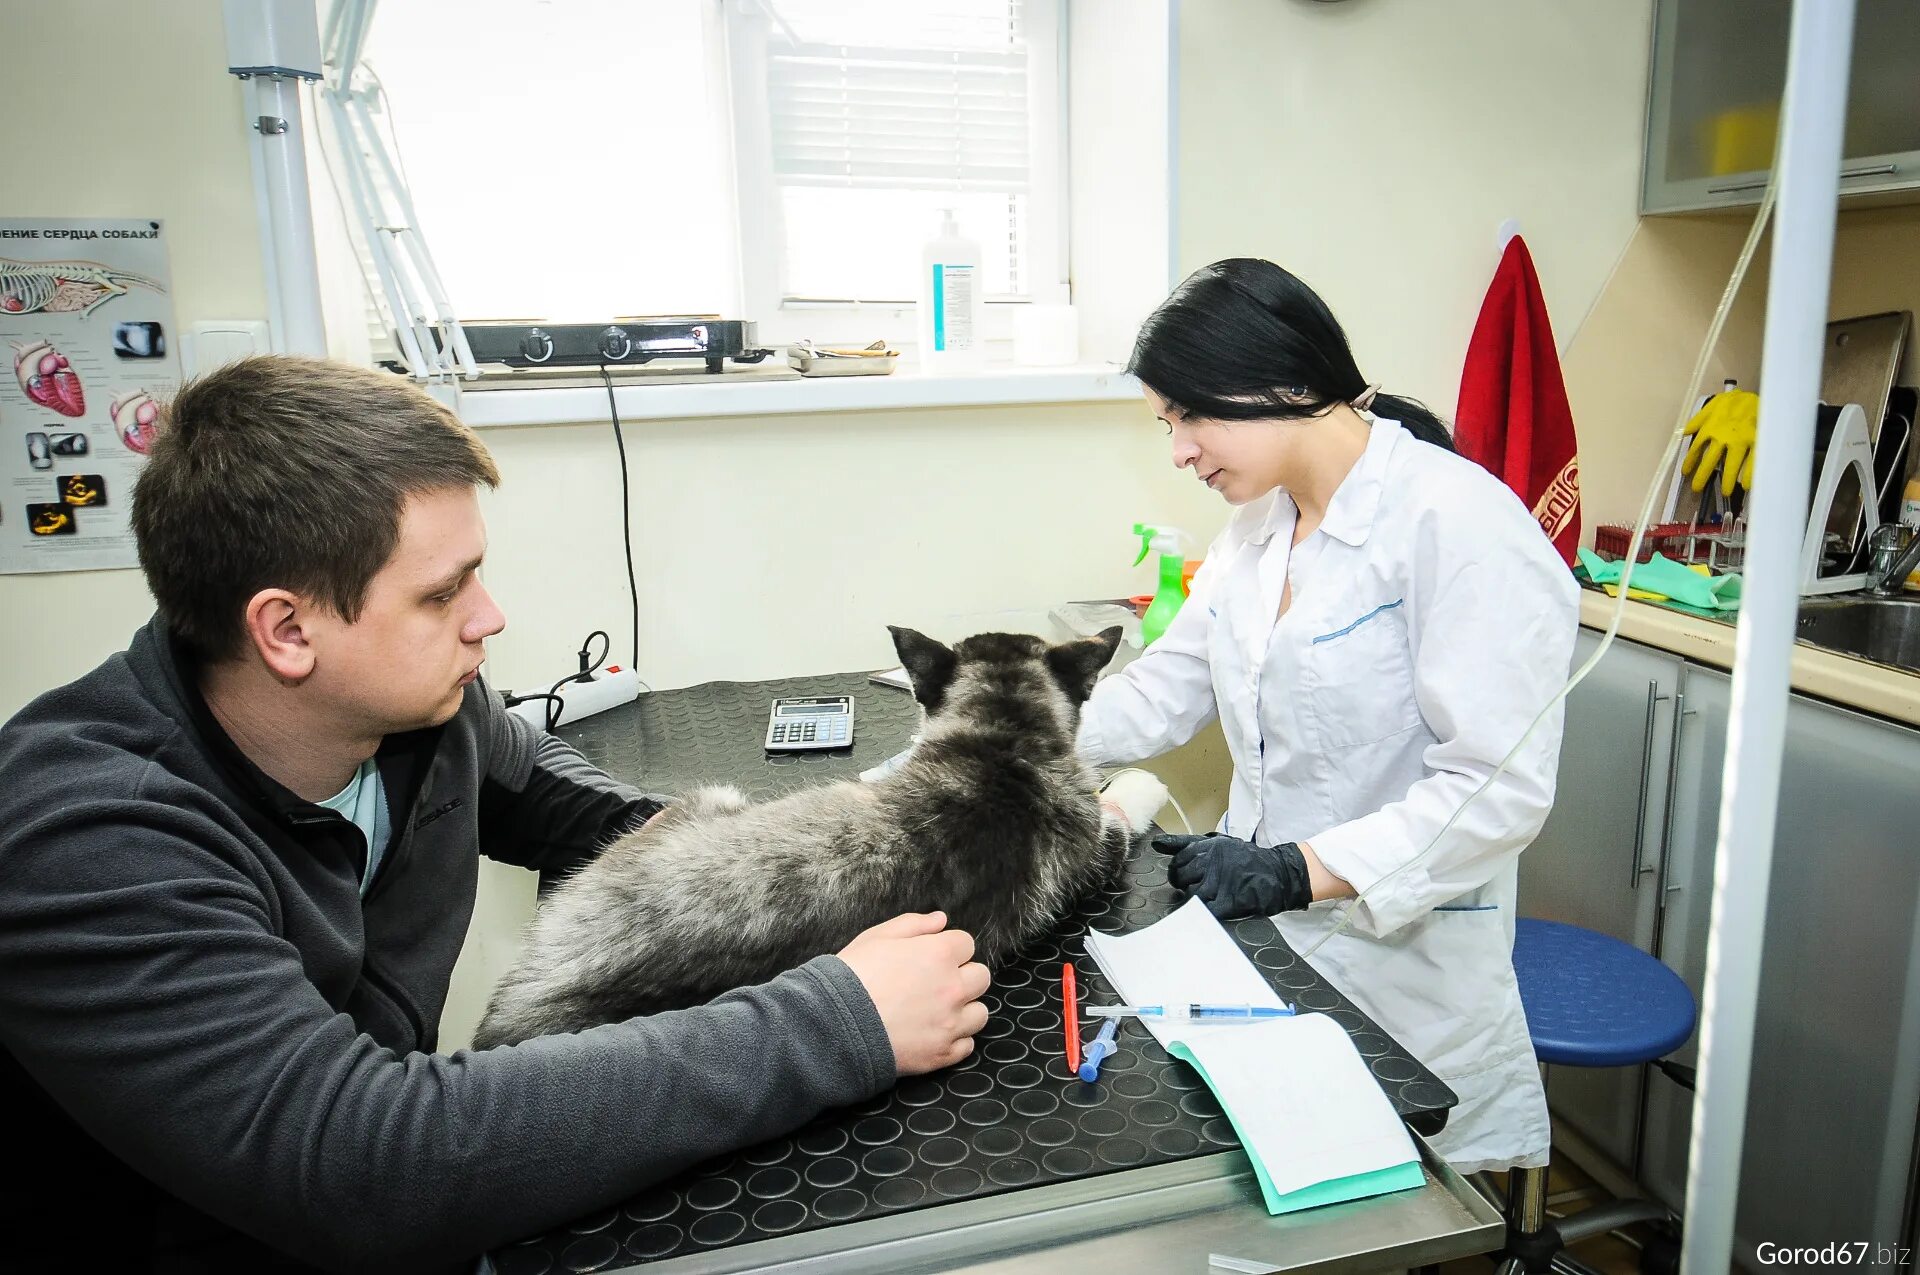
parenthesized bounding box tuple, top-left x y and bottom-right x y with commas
(1, 217, 179, 574)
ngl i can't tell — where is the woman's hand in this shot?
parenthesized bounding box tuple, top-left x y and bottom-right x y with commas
(1154, 833, 1315, 919)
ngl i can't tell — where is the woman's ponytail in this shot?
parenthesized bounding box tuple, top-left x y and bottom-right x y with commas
(1366, 392, 1456, 452)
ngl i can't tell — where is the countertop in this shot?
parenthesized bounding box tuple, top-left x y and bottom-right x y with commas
(1576, 587, 1920, 728)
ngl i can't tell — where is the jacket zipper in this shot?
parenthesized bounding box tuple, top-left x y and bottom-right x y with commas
(360, 957, 428, 1046)
(288, 803, 430, 1046)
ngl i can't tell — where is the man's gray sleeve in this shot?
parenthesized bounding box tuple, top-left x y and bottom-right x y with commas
(476, 680, 672, 873)
(0, 802, 894, 1273)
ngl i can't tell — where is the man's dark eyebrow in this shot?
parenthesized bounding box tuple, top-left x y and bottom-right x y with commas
(424, 555, 485, 596)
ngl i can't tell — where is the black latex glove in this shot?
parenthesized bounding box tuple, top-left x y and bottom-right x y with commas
(1153, 832, 1313, 920)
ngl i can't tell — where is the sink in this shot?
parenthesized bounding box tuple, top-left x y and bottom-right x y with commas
(1795, 596, 1920, 673)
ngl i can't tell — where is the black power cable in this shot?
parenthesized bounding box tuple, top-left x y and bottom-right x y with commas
(600, 366, 642, 672)
(575, 629, 611, 679)
(502, 627, 650, 733)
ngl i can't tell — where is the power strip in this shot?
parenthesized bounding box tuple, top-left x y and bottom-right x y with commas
(507, 667, 642, 731)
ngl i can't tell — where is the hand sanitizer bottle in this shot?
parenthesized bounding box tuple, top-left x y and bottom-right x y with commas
(918, 209, 982, 372)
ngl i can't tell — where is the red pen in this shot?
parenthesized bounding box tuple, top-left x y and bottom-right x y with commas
(1062, 962, 1081, 1073)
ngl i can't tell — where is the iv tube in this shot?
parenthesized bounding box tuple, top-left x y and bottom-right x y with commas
(1299, 172, 1780, 960)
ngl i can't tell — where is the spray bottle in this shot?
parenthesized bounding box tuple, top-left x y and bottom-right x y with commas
(1132, 523, 1192, 645)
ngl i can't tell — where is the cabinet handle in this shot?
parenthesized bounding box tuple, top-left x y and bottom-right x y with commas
(1631, 682, 1668, 889)
(1707, 163, 1895, 195)
(1659, 692, 1697, 897)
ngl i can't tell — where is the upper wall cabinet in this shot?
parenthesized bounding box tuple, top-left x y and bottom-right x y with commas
(1644, 0, 1920, 214)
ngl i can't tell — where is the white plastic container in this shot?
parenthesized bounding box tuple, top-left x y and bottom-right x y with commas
(917, 209, 982, 372)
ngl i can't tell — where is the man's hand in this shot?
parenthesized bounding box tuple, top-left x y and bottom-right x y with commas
(837, 912, 990, 1075)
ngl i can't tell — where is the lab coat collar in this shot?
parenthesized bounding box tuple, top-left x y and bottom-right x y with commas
(1242, 416, 1402, 548)
(1318, 416, 1403, 548)
(1242, 489, 1294, 547)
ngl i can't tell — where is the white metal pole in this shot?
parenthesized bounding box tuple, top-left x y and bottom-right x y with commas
(241, 76, 290, 356)
(1682, 1, 1855, 1270)
(253, 74, 329, 356)
(227, 0, 327, 357)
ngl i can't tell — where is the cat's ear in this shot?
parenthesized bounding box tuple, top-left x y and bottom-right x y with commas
(888, 625, 958, 713)
(1046, 626, 1122, 703)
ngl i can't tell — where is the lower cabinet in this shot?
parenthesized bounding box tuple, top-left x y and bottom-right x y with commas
(1520, 629, 1682, 1173)
(1520, 633, 1920, 1265)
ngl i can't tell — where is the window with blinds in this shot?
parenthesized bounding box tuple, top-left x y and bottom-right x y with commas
(734, 0, 1064, 311)
(324, 0, 1070, 352)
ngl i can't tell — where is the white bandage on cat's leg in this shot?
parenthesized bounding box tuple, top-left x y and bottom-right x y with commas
(859, 735, 922, 783)
(1099, 770, 1170, 835)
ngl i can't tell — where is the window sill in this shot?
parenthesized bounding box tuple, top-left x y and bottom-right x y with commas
(451, 362, 1140, 429)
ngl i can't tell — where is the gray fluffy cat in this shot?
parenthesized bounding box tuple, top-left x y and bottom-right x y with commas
(473, 625, 1169, 1048)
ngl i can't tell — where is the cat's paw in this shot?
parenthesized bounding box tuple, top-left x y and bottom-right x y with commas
(1099, 770, 1170, 834)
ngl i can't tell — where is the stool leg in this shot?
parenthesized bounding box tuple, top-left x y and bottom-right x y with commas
(1508, 1165, 1548, 1234)
(1548, 1253, 1611, 1275)
(1495, 1166, 1562, 1275)
(1555, 1197, 1671, 1245)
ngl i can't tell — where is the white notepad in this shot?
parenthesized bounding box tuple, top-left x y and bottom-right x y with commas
(1083, 897, 1424, 1212)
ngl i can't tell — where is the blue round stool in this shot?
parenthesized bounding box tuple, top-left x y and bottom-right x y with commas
(1493, 919, 1698, 1275)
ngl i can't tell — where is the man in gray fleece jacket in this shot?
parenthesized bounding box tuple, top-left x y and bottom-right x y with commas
(0, 356, 989, 1273)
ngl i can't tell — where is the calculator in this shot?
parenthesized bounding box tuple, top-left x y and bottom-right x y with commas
(764, 695, 855, 751)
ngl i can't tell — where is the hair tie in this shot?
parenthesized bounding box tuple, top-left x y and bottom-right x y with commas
(1351, 384, 1380, 413)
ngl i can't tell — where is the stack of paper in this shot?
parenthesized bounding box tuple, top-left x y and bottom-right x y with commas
(1082, 897, 1424, 1213)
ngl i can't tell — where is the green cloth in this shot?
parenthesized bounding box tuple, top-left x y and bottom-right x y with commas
(1167, 1041, 1426, 1215)
(1577, 548, 1744, 612)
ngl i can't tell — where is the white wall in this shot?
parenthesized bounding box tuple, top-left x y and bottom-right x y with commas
(1176, 0, 1654, 421)
(473, 403, 1222, 695)
(0, 1, 267, 716)
(1069, 0, 1175, 363)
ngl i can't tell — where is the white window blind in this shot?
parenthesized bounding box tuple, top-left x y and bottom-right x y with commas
(768, 1, 1032, 194)
(752, 0, 1054, 305)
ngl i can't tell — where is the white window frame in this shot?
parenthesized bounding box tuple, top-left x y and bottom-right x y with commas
(721, 0, 1068, 351)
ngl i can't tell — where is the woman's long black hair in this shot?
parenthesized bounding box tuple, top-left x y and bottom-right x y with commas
(1127, 258, 1456, 452)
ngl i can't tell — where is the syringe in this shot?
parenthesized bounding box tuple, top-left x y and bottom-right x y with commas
(1084, 1002, 1294, 1021)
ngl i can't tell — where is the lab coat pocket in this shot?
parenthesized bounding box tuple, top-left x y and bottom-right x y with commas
(1304, 599, 1421, 750)
(1404, 904, 1524, 1073)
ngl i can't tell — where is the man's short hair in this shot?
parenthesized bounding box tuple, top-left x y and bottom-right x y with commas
(132, 355, 502, 662)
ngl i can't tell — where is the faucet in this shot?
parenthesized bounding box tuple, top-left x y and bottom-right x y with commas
(1869, 524, 1920, 597)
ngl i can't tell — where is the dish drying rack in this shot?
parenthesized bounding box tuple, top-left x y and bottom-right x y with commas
(1592, 402, 1883, 595)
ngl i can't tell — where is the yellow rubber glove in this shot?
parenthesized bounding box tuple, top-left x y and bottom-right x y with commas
(1681, 389, 1759, 497)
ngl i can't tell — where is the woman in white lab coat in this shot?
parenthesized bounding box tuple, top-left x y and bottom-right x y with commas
(1083, 258, 1579, 1174)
